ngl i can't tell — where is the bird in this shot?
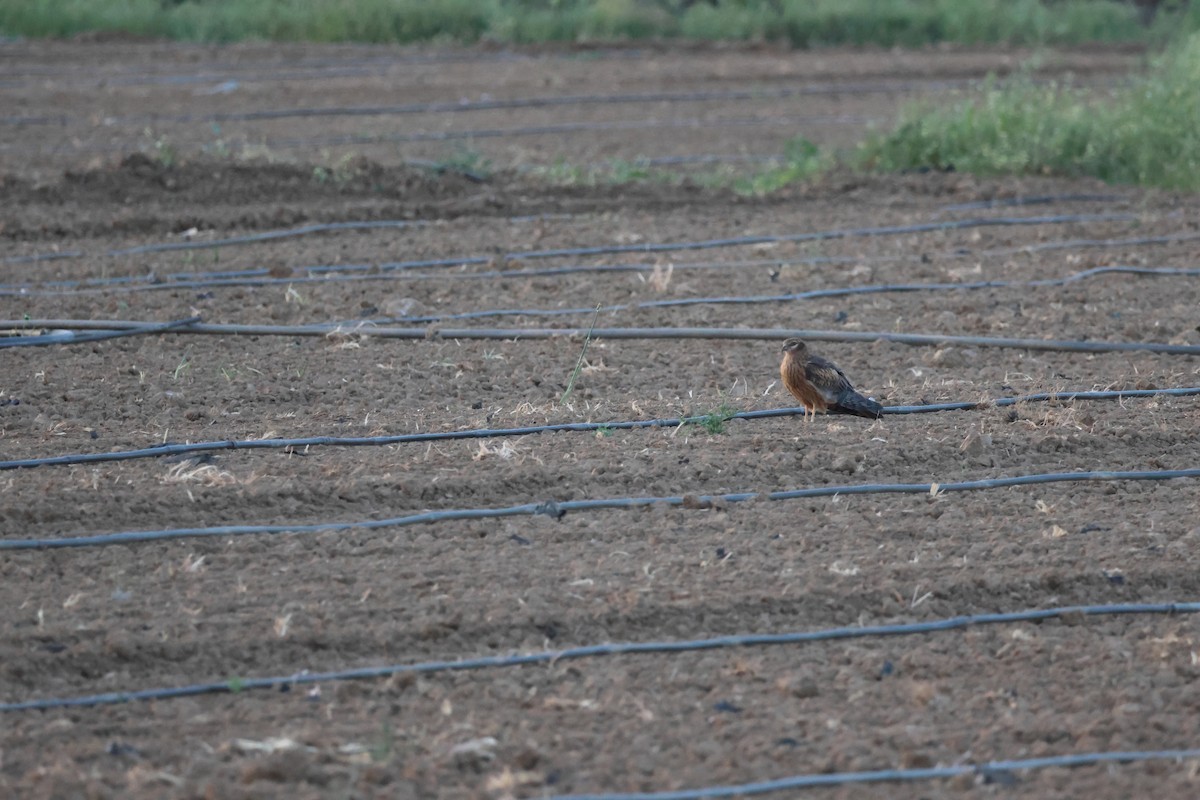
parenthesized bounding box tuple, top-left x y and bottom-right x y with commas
(779, 338, 883, 421)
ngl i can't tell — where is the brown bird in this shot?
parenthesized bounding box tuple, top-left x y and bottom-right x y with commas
(779, 338, 883, 421)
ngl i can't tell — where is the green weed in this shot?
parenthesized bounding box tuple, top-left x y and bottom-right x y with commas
(860, 32, 1200, 189)
(429, 147, 492, 180)
(560, 303, 602, 405)
(143, 128, 176, 168)
(370, 720, 394, 763)
(733, 136, 826, 195)
(4, 0, 1185, 48)
(172, 348, 192, 381)
(689, 400, 737, 435)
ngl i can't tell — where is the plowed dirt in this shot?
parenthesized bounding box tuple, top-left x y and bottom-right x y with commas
(1, 38, 1199, 800)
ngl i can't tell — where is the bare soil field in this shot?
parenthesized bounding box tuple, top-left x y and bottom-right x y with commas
(1, 39, 1199, 800)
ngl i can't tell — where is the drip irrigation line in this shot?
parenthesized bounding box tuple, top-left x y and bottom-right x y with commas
(258, 113, 877, 150)
(384, 266, 1200, 325)
(0, 386, 1195, 472)
(2, 114, 875, 156)
(0, 602, 1196, 711)
(8, 229, 1200, 298)
(935, 193, 1128, 214)
(5, 73, 1127, 127)
(4, 51, 1132, 93)
(4, 468, 1199, 552)
(0, 220, 421, 266)
(4, 318, 1200, 355)
(549, 749, 1200, 800)
(0, 49, 557, 91)
(16, 46, 895, 94)
(500, 213, 1133, 262)
(605, 154, 785, 167)
(0, 212, 1136, 294)
(0, 317, 200, 349)
(2, 215, 574, 267)
(10, 80, 978, 128)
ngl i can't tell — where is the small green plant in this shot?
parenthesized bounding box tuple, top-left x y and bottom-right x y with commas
(205, 123, 231, 158)
(142, 128, 177, 168)
(432, 146, 492, 180)
(284, 284, 306, 305)
(172, 348, 192, 381)
(370, 720, 394, 763)
(227, 676, 244, 693)
(606, 158, 653, 183)
(734, 137, 827, 195)
(689, 400, 737, 435)
(313, 152, 363, 185)
(531, 157, 688, 187)
(331, 152, 362, 184)
(531, 159, 588, 185)
(560, 303, 602, 405)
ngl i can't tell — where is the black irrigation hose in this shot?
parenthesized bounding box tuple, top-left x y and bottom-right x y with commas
(0, 213, 1138, 292)
(0, 48, 564, 91)
(6, 73, 1126, 126)
(255, 113, 878, 149)
(551, 749, 1200, 800)
(603, 154, 784, 166)
(501, 213, 1133, 261)
(2, 387, 1196, 473)
(9, 230, 1200, 298)
(935, 193, 1128, 214)
(0, 317, 200, 349)
(0, 220, 416, 266)
(4, 468, 1199, 551)
(0, 190, 1126, 272)
(0, 602, 1196, 711)
(6, 113, 876, 156)
(10, 80, 978, 128)
(5, 318, 1200, 354)
(2, 217, 582, 267)
(385, 266, 1200, 325)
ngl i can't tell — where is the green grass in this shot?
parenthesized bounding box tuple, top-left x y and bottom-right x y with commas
(538, 28, 1200, 195)
(686, 400, 738, 435)
(531, 157, 696, 188)
(559, 303, 602, 406)
(529, 139, 826, 195)
(1, 0, 1191, 47)
(732, 136, 827, 195)
(860, 31, 1200, 189)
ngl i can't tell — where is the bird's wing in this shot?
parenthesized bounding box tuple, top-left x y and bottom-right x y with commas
(805, 355, 854, 404)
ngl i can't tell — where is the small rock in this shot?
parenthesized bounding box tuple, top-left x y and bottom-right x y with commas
(830, 454, 858, 474)
(1059, 610, 1086, 626)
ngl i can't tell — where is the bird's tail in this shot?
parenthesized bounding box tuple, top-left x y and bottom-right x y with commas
(833, 390, 884, 419)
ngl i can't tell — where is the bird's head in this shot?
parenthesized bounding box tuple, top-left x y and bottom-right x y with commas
(780, 338, 808, 356)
